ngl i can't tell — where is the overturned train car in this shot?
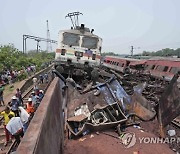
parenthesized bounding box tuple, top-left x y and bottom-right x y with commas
(102, 56, 180, 82)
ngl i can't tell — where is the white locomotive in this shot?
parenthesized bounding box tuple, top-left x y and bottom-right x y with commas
(55, 12, 102, 75)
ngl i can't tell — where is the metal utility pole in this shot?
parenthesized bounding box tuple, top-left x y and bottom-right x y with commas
(130, 46, 140, 57)
(65, 12, 83, 29)
(46, 20, 52, 52)
(22, 34, 57, 54)
(35, 39, 40, 53)
(131, 46, 134, 57)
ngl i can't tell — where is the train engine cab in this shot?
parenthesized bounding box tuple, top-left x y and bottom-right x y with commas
(55, 24, 102, 76)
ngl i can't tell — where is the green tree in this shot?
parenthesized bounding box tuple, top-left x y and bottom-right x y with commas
(0, 44, 55, 72)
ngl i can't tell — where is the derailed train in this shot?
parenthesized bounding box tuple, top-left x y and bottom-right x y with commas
(103, 56, 180, 82)
(55, 23, 102, 76)
(54, 12, 180, 81)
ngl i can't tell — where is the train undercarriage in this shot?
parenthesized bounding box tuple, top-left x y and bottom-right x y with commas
(54, 61, 101, 84)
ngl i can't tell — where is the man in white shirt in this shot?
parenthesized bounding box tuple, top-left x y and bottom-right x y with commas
(6, 114, 24, 145)
(33, 77, 37, 85)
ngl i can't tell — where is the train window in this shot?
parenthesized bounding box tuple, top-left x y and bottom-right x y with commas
(61, 49, 66, 55)
(163, 66, 169, 72)
(104, 60, 106, 63)
(107, 60, 110, 63)
(63, 33, 80, 46)
(156, 65, 164, 72)
(126, 61, 130, 66)
(117, 62, 119, 66)
(151, 65, 156, 70)
(92, 54, 96, 60)
(122, 63, 124, 67)
(82, 36, 98, 49)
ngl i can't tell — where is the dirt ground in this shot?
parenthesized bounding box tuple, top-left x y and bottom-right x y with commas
(64, 126, 175, 154)
(141, 118, 180, 153)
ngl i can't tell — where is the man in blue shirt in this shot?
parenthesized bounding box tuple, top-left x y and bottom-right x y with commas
(10, 96, 19, 116)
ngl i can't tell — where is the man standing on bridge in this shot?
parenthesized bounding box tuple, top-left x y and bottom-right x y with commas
(10, 96, 19, 116)
(18, 106, 29, 133)
(6, 114, 24, 145)
(15, 88, 23, 106)
(44, 73, 48, 83)
(39, 74, 44, 84)
(26, 98, 35, 115)
(0, 85, 5, 106)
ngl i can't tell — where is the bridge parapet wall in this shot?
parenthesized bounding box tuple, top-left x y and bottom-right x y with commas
(17, 77, 64, 154)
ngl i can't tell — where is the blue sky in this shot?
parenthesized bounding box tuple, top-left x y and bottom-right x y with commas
(0, 0, 180, 54)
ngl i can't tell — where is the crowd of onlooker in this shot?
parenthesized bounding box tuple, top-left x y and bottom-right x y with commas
(0, 70, 19, 86)
(0, 74, 47, 147)
(25, 65, 36, 76)
(0, 65, 37, 86)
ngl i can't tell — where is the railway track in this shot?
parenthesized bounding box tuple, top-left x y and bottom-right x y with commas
(0, 70, 53, 154)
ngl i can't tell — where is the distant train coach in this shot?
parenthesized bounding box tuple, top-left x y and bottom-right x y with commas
(103, 55, 180, 82)
(103, 56, 141, 73)
(144, 58, 180, 81)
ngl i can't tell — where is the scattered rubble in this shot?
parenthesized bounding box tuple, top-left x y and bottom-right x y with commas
(62, 68, 180, 153)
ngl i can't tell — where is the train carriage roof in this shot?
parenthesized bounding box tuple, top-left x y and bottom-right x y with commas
(104, 56, 141, 62)
(145, 57, 180, 67)
(148, 56, 180, 62)
(59, 29, 101, 39)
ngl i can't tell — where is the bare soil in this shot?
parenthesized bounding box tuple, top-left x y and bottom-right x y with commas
(64, 127, 174, 154)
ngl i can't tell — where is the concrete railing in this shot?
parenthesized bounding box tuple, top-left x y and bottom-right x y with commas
(16, 78, 64, 154)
